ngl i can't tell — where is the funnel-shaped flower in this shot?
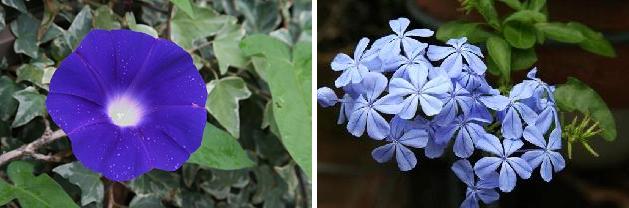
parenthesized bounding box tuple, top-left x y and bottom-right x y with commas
(46, 30, 207, 181)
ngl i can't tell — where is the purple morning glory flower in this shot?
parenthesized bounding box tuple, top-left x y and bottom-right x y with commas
(346, 72, 400, 139)
(331, 37, 377, 87)
(412, 116, 447, 159)
(387, 66, 450, 119)
(46, 29, 207, 181)
(427, 37, 486, 78)
(452, 159, 500, 208)
(522, 126, 565, 182)
(374, 17, 434, 61)
(317, 87, 338, 107)
(371, 116, 428, 171)
(474, 134, 532, 192)
(436, 115, 489, 158)
(499, 83, 538, 140)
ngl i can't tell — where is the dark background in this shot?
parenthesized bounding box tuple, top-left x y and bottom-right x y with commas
(318, 0, 629, 207)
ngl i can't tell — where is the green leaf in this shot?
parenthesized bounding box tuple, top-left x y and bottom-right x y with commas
(1, 0, 27, 13)
(486, 36, 511, 78)
(1, 161, 78, 208)
(527, 0, 546, 11)
(555, 77, 617, 141)
(236, 0, 281, 33)
(511, 48, 537, 70)
(0, 76, 19, 121)
(213, 18, 248, 74)
(65, 6, 93, 49)
(567, 22, 616, 57)
(498, 0, 522, 10)
(188, 123, 255, 169)
(124, 13, 158, 38)
(127, 170, 179, 197)
(0, 179, 14, 205)
(53, 162, 104, 206)
(503, 22, 536, 49)
(205, 77, 251, 138)
(170, 6, 231, 50)
(503, 10, 546, 23)
(535, 22, 585, 43)
(11, 87, 45, 127)
(436, 21, 491, 43)
(10, 14, 39, 58)
(16, 64, 43, 87)
(240, 35, 312, 178)
(129, 194, 165, 208)
(0, 8, 6, 32)
(171, 0, 195, 18)
(41, 67, 56, 85)
(475, 0, 500, 30)
(93, 6, 121, 30)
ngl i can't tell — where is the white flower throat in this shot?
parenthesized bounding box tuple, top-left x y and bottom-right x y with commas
(107, 97, 143, 127)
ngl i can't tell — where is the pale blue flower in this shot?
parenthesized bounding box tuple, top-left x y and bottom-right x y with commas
(331, 38, 377, 87)
(435, 115, 490, 158)
(522, 126, 565, 182)
(373, 17, 434, 61)
(427, 37, 486, 78)
(452, 159, 500, 208)
(434, 82, 474, 125)
(499, 83, 538, 140)
(412, 116, 448, 158)
(523, 67, 555, 102)
(387, 66, 451, 119)
(474, 134, 532, 192)
(372, 116, 429, 171)
(391, 39, 431, 79)
(347, 72, 401, 139)
(317, 87, 338, 107)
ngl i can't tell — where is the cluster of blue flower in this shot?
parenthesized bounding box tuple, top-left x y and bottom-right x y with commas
(317, 18, 565, 207)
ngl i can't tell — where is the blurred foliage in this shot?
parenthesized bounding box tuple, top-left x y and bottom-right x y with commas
(0, 0, 311, 207)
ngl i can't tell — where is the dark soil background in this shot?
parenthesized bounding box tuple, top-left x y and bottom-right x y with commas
(317, 0, 629, 207)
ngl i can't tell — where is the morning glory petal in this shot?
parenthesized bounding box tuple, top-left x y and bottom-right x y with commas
(366, 109, 390, 139)
(452, 159, 475, 187)
(499, 162, 517, 192)
(474, 157, 502, 179)
(372, 143, 396, 163)
(395, 144, 418, 171)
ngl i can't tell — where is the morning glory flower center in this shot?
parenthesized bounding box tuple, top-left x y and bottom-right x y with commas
(107, 96, 143, 127)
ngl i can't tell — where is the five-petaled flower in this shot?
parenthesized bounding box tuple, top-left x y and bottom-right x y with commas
(427, 37, 486, 78)
(522, 126, 566, 182)
(372, 116, 428, 171)
(331, 38, 377, 87)
(499, 83, 538, 140)
(474, 134, 532, 192)
(373, 17, 434, 61)
(346, 72, 400, 139)
(452, 159, 500, 208)
(386, 66, 450, 119)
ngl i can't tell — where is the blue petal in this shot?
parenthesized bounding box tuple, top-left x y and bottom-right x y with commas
(479, 95, 509, 111)
(474, 157, 502, 179)
(401, 38, 422, 56)
(366, 109, 390, 139)
(454, 127, 475, 158)
(452, 159, 475, 187)
(547, 127, 562, 150)
(434, 99, 456, 125)
(540, 156, 553, 182)
(316, 87, 338, 107)
(460, 193, 480, 208)
(465, 123, 488, 145)
(398, 95, 419, 119)
(476, 189, 499, 204)
(347, 107, 368, 137)
(395, 144, 417, 171)
(501, 107, 523, 140)
(405, 28, 434, 37)
(389, 17, 410, 35)
(422, 76, 451, 95)
(514, 103, 537, 125)
(536, 107, 554, 133)
(361, 72, 388, 101)
(331, 53, 354, 71)
(475, 133, 504, 156)
(419, 94, 444, 116)
(477, 172, 499, 189)
(334, 66, 354, 87)
(354, 37, 370, 60)
(509, 82, 534, 101)
(388, 116, 408, 139)
(447, 37, 468, 48)
(427, 45, 456, 61)
(373, 94, 403, 115)
(462, 52, 486, 75)
(379, 38, 402, 60)
(372, 143, 395, 163)
(498, 162, 517, 192)
(507, 157, 532, 179)
(526, 67, 538, 79)
(408, 65, 429, 90)
(388, 78, 416, 96)
(440, 53, 463, 78)
(503, 138, 524, 156)
(521, 150, 545, 169)
(463, 44, 483, 58)
(399, 129, 429, 148)
(425, 137, 447, 159)
(549, 151, 565, 172)
(435, 123, 458, 145)
(522, 126, 546, 148)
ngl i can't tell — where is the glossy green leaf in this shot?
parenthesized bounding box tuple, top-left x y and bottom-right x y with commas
(16, 64, 43, 87)
(205, 77, 251, 138)
(475, 0, 500, 30)
(41, 67, 56, 85)
(10, 14, 39, 58)
(170, 6, 231, 50)
(0, 161, 78, 208)
(503, 22, 536, 49)
(240, 35, 312, 178)
(535, 22, 585, 43)
(188, 123, 255, 169)
(213, 17, 248, 74)
(65, 6, 93, 49)
(236, 0, 281, 34)
(53, 162, 103, 206)
(129, 194, 165, 208)
(555, 77, 617, 141)
(124, 13, 158, 38)
(171, 0, 195, 18)
(2, 0, 27, 13)
(436, 21, 490, 43)
(504, 10, 546, 23)
(498, 0, 523, 10)
(527, 0, 546, 11)
(567, 22, 616, 57)
(486, 36, 511, 78)
(511, 48, 537, 71)
(0, 76, 19, 121)
(93, 6, 121, 30)
(11, 87, 45, 127)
